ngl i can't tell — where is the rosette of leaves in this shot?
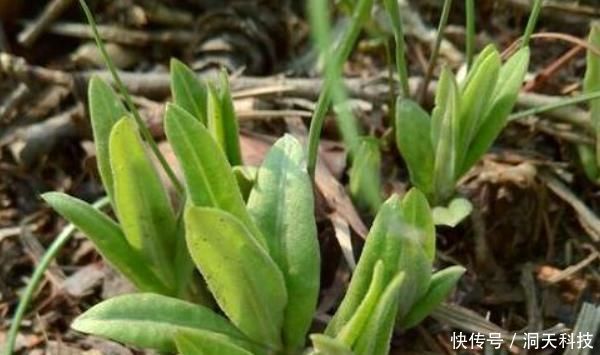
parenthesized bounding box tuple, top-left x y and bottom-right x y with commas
(43, 60, 321, 353)
(43, 60, 464, 354)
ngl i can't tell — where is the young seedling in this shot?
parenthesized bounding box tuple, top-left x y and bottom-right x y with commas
(324, 190, 464, 345)
(395, 45, 530, 213)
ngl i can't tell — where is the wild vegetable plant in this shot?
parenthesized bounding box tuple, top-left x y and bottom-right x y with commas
(578, 22, 600, 182)
(395, 45, 530, 207)
(40, 55, 465, 353)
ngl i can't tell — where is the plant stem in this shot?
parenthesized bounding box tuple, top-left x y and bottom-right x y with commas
(308, 0, 380, 208)
(306, 0, 374, 177)
(465, 0, 475, 70)
(419, 0, 453, 103)
(509, 90, 600, 121)
(383, 0, 410, 98)
(4, 197, 111, 355)
(78, 0, 183, 195)
(521, 0, 544, 48)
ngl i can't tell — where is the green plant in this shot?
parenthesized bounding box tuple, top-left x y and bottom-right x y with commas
(38, 57, 464, 353)
(578, 22, 600, 182)
(42, 63, 465, 353)
(395, 45, 530, 205)
(28, 1, 468, 353)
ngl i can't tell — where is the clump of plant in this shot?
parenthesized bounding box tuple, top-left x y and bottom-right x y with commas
(41, 52, 463, 353)
(395, 45, 530, 206)
(28, 0, 468, 353)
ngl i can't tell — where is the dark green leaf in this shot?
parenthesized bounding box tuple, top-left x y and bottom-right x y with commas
(217, 71, 243, 165)
(232, 166, 257, 202)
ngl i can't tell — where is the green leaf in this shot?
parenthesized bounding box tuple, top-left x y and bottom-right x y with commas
(432, 68, 460, 203)
(72, 293, 250, 353)
(88, 76, 127, 203)
(432, 197, 473, 227)
(336, 260, 386, 347)
(353, 272, 405, 355)
(246, 135, 320, 351)
(460, 44, 497, 91)
(164, 103, 266, 247)
(399, 188, 435, 263)
(109, 117, 177, 283)
(217, 71, 243, 166)
(584, 23, 600, 168)
(399, 265, 465, 330)
(185, 206, 287, 349)
(170, 58, 207, 124)
(175, 331, 254, 355)
(349, 136, 383, 212)
(232, 166, 257, 201)
(456, 47, 500, 161)
(325, 195, 404, 336)
(460, 47, 529, 176)
(577, 144, 599, 181)
(310, 334, 353, 355)
(42, 192, 170, 294)
(395, 99, 435, 196)
(207, 85, 226, 150)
